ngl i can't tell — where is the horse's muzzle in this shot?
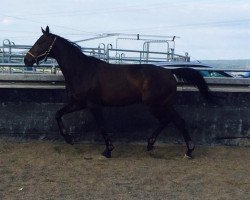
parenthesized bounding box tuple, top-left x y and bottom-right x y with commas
(24, 56, 35, 67)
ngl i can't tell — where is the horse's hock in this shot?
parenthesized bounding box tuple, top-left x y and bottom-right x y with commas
(0, 74, 249, 146)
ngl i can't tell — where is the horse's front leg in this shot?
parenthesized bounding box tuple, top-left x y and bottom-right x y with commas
(55, 102, 84, 145)
(101, 133, 115, 158)
(89, 106, 114, 158)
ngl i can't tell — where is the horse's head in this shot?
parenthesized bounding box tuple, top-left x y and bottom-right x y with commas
(24, 26, 57, 66)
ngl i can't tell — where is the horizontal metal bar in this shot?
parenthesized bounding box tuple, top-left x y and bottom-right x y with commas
(113, 33, 179, 39)
(0, 63, 249, 73)
(108, 48, 170, 55)
(0, 74, 249, 85)
(74, 33, 178, 43)
(178, 85, 250, 93)
(0, 82, 65, 89)
(162, 66, 250, 72)
(0, 74, 64, 81)
(0, 63, 58, 67)
(0, 81, 249, 92)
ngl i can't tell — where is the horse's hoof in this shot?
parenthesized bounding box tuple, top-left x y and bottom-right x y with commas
(64, 135, 74, 145)
(147, 144, 155, 151)
(183, 153, 193, 159)
(102, 149, 112, 158)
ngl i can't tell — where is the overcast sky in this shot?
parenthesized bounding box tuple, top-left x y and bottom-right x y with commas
(0, 0, 250, 60)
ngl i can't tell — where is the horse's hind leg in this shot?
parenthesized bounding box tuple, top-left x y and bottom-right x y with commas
(147, 107, 172, 151)
(171, 108, 195, 158)
(89, 106, 114, 158)
(148, 106, 195, 158)
(147, 122, 168, 151)
(55, 102, 84, 145)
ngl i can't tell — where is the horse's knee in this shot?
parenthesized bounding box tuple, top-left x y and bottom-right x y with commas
(147, 137, 156, 151)
(55, 110, 62, 120)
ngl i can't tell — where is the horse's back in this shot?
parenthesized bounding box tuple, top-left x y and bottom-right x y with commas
(94, 64, 143, 105)
(94, 64, 177, 106)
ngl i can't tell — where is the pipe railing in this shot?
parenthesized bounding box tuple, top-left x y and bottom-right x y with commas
(0, 42, 190, 66)
(0, 41, 248, 77)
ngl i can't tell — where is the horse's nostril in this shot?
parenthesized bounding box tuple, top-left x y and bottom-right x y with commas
(24, 57, 33, 66)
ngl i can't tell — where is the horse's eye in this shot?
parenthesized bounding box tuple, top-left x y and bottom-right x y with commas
(37, 39, 46, 45)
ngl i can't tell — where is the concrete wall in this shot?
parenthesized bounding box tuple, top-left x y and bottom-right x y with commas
(0, 87, 249, 146)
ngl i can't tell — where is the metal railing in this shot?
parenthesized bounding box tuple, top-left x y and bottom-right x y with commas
(0, 43, 190, 74)
(0, 39, 57, 74)
(0, 38, 249, 79)
(0, 34, 189, 65)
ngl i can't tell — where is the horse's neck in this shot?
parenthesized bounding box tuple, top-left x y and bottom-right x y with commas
(51, 38, 98, 92)
(52, 40, 82, 73)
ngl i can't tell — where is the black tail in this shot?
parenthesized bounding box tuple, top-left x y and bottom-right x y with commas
(172, 68, 215, 103)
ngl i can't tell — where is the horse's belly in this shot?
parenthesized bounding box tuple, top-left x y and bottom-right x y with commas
(101, 90, 142, 106)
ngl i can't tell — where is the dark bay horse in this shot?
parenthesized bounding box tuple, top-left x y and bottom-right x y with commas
(24, 26, 214, 158)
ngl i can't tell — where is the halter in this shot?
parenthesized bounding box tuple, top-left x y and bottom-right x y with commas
(27, 37, 57, 65)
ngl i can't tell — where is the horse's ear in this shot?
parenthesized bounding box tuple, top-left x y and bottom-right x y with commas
(41, 26, 50, 35)
(45, 26, 50, 34)
(41, 27, 45, 34)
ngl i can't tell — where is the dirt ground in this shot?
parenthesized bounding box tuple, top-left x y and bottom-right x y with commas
(0, 138, 249, 200)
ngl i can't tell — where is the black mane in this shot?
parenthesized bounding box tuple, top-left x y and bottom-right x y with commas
(54, 34, 82, 53)
(52, 33, 103, 63)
